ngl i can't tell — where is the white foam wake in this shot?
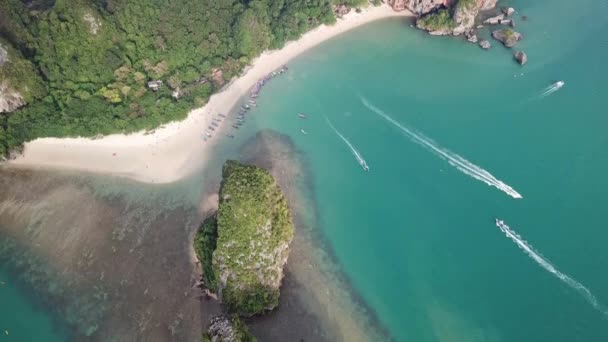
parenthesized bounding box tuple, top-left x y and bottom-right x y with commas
(540, 83, 564, 97)
(497, 221, 608, 318)
(360, 97, 522, 199)
(325, 117, 370, 171)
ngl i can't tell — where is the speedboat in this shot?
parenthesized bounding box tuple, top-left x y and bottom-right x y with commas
(555, 81, 565, 88)
(297, 113, 307, 119)
(300, 129, 307, 135)
(495, 218, 504, 227)
(363, 165, 370, 172)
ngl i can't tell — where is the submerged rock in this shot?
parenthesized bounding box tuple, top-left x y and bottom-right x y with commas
(514, 51, 528, 65)
(492, 28, 522, 47)
(479, 40, 491, 49)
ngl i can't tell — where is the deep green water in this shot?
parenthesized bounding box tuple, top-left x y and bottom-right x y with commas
(2, 0, 608, 340)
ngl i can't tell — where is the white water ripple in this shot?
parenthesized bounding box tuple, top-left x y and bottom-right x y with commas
(360, 97, 522, 199)
(540, 83, 564, 98)
(497, 221, 608, 318)
(325, 117, 370, 172)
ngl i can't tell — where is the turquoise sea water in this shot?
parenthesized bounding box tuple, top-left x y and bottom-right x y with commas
(2, 0, 608, 340)
(231, 0, 608, 340)
(0, 268, 67, 341)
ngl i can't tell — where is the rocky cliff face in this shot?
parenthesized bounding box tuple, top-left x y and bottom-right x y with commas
(478, 0, 498, 10)
(209, 160, 294, 316)
(416, 0, 499, 36)
(0, 81, 26, 113)
(0, 44, 26, 113)
(0, 44, 8, 66)
(388, 0, 446, 15)
(452, 0, 480, 35)
(0, 41, 45, 113)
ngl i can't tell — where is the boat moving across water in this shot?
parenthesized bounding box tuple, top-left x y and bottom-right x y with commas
(297, 113, 307, 119)
(540, 80, 566, 97)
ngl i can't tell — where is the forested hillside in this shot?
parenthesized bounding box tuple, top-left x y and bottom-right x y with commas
(0, 0, 367, 158)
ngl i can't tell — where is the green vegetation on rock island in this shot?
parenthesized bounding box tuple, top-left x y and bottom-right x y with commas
(194, 160, 294, 338)
(0, 0, 368, 159)
(416, 8, 455, 32)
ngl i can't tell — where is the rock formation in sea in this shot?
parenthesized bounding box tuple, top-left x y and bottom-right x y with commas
(492, 28, 522, 47)
(514, 51, 527, 65)
(194, 160, 294, 316)
(415, 0, 499, 36)
(203, 315, 256, 342)
(388, 0, 444, 15)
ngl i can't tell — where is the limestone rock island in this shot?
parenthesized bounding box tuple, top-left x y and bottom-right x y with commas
(194, 160, 294, 316)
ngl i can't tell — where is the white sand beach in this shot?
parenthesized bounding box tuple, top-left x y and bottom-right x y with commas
(9, 5, 411, 183)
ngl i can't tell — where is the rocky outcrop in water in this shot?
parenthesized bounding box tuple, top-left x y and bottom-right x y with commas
(416, 0, 499, 36)
(194, 160, 294, 316)
(502, 6, 515, 16)
(388, 0, 444, 15)
(203, 315, 256, 342)
(492, 28, 522, 47)
(514, 51, 527, 65)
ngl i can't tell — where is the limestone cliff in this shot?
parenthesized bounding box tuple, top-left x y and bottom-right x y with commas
(388, 0, 445, 15)
(0, 81, 25, 114)
(194, 160, 294, 316)
(0, 41, 45, 113)
(416, 0, 499, 36)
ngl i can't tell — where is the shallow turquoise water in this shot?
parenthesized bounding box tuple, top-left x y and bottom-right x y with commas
(237, 1, 608, 340)
(0, 268, 67, 341)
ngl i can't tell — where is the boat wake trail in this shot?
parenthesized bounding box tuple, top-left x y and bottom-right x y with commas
(540, 82, 564, 98)
(496, 221, 608, 318)
(360, 97, 522, 199)
(325, 117, 370, 172)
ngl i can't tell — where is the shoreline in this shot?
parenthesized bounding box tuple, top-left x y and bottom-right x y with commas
(7, 5, 411, 184)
